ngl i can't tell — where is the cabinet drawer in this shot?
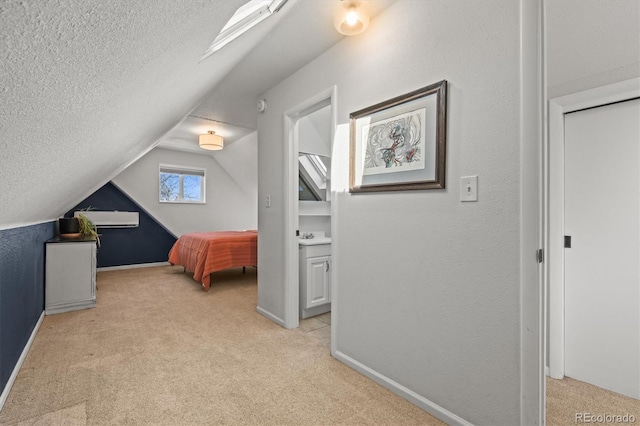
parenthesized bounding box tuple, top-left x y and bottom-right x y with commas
(299, 243, 331, 258)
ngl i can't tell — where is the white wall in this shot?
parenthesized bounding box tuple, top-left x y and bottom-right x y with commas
(298, 215, 330, 237)
(257, 1, 538, 424)
(112, 133, 257, 236)
(298, 105, 331, 156)
(546, 0, 640, 98)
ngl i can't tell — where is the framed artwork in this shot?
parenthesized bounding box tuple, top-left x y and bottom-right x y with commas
(349, 80, 447, 192)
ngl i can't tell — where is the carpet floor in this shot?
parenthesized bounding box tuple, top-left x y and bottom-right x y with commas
(2, 266, 636, 425)
(546, 376, 639, 425)
(0, 266, 445, 425)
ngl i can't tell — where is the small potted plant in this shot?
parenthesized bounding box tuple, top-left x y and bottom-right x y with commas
(77, 213, 100, 245)
(59, 211, 100, 245)
(59, 216, 81, 238)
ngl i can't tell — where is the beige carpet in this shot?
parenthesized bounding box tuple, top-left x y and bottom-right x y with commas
(0, 266, 444, 425)
(546, 376, 639, 426)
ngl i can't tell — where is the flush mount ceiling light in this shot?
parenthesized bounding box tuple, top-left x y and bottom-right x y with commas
(199, 131, 224, 150)
(334, 1, 369, 36)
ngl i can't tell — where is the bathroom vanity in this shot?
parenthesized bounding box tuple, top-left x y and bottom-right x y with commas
(299, 234, 331, 319)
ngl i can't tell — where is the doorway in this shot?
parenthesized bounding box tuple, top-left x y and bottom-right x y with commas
(282, 87, 337, 333)
(546, 79, 640, 416)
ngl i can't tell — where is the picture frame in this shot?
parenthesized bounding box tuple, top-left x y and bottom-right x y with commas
(349, 80, 447, 193)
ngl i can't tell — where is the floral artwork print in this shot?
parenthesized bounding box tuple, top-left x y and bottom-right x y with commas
(362, 108, 426, 176)
(349, 80, 447, 192)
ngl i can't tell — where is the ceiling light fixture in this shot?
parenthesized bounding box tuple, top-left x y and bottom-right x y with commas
(199, 131, 224, 150)
(334, 1, 369, 36)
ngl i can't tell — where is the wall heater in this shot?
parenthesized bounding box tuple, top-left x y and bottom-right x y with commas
(74, 211, 139, 228)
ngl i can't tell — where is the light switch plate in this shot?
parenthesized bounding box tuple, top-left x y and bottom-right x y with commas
(460, 176, 478, 202)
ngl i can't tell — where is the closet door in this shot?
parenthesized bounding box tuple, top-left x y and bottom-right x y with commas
(564, 98, 640, 399)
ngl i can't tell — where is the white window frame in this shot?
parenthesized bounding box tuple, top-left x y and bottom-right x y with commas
(200, 0, 288, 61)
(159, 164, 206, 204)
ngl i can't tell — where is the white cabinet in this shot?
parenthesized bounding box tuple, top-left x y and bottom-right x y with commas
(305, 255, 331, 308)
(299, 243, 331, 318)
(45, 238, 96, 315)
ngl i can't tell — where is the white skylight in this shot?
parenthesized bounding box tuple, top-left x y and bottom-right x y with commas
(200, 0, 288, 61)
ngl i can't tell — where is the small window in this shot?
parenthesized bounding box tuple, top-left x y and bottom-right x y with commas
(159, 165, 205, 204)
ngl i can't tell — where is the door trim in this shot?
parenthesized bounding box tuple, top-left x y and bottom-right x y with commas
(282, 86, 337, 330)
(547, 77, 640, 379)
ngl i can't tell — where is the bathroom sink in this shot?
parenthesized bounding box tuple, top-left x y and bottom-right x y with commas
(298, 237, 331, 246)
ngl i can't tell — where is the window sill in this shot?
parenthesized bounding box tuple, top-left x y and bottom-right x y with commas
(159, 201, 206, 205)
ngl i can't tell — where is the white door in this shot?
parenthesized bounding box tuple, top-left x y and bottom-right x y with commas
(564, 98, 640, 399)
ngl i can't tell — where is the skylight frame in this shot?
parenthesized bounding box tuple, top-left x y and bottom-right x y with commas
(306, 154, 328, 182)
(200, 0, 288, 61)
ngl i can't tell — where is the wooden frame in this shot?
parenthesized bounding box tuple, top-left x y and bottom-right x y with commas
(349, 80, 447, 192)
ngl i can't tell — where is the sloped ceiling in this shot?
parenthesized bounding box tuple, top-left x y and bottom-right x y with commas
(0, 0, 251, 229)
(0, 0, 395, 229)
(158, 0, 395, 152)
(192, 0, 360, 130)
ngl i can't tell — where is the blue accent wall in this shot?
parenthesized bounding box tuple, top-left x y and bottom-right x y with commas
(67, 182, 176, 268)
(0, 221, 55, 394)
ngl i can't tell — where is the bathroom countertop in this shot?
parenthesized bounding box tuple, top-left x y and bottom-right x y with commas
(298, 237, 331, 246)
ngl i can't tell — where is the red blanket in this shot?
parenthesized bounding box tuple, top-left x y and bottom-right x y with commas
(168, 230, 257, 291)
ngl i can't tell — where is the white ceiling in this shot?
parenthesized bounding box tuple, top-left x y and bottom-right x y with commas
(159, 0, 396, 153)
(546, 0, 640, 97)
(0, 0, 251, 227)
(157, 115, 255, 155)
(0, 0, 393, 227)
(1, 0, 638, 228)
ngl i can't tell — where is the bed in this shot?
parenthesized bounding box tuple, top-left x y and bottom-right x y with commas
(168, 230, 257, 291)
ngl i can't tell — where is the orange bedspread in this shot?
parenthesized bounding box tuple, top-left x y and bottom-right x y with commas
(168, 230, 257, 291)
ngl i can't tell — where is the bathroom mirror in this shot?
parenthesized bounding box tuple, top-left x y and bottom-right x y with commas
(298, 153, 329, 201)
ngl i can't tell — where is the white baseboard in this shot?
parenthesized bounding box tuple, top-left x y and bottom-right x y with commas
(334, 350, 473, 426)
(256, 306, 284, 327)
(0, 312, 44, 412)
(545, 366, 550, 377)
(97, 262, 170, 272)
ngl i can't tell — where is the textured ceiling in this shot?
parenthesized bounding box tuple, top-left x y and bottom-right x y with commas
(0, 0, 396, 228)
(0, 0, 252, 228)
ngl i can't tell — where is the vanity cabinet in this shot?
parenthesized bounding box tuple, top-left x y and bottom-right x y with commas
(304, 255, 331, 307)
(45, 237, 97, 315)
(299, 243, 331, 318)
